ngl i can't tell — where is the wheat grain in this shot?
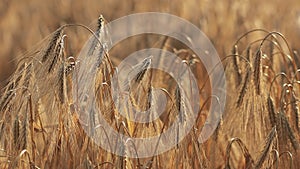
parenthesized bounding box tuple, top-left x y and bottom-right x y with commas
(254, 49, 262, 95)
(291, 92, 299, 132)
(237, 69, 251, 107)
(0, 83, 16, 111)
(175, 84, 186, 123)
(232, 45, 242, 85)
(13, 116, 20, 149)
(269, 38, 274, 66)
(58, 63, 66, 103)
(23, 63, 33, 92)
(246, 46, 252, 62)
(22, 112, 28, 150)
(267, 96, 276, 127)
(14, 64, 26, 88)
(145, 87, 152, 128)
(0, 82, 14, 110)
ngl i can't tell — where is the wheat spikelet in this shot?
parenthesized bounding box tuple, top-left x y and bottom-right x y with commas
(42, 27, 64, 62)
(21, 112, 28, 150)
(267, 96, 276, 127)
(175, 84, 186, 123)
(277, 112, 299, 150)
(254, 49, 262, 95)
(236, 69, 251, 107)
(14, 63, 26, 88)
(291, 93, 299, 132)
(286, 120, 299, 150)
(0, 82, 16, 111)
(13, 116, 20, 149)
(127, 57, 152, 111)
(232, 45, 241, 85)
(254, 126, 276, 169)
(57, 63, 66, 104)
(246, 46, 252, 62)
(175, 84, 185, 149)
(281, 111, 299, 150)
(22, 63, 33, 93)
(48, 34, 66, 73)
(133, 57, 151, 83)
(269, 39, 274, 65)
(86, 15, 109, 71)
(145, 87, 152, 128)
(276, 111, 286, 143)
(96, 46, 106, 69)
(88, 15, 105, 56)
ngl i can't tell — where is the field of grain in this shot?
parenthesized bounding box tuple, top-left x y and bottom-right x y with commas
(0, 0, 300, 168)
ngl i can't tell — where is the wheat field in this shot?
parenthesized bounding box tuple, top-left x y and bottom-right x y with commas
(0, 0, 300, 168)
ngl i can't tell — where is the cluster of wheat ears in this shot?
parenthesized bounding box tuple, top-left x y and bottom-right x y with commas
(0, 15, 299, 168)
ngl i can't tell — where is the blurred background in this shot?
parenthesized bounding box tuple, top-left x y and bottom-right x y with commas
(0, 0, 300, 89)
